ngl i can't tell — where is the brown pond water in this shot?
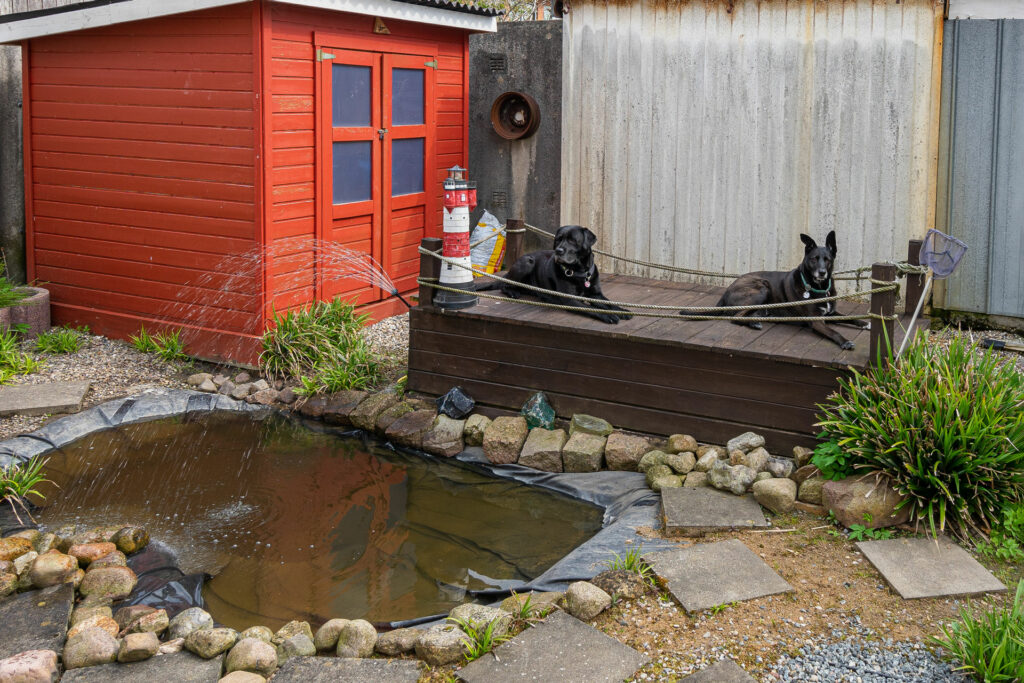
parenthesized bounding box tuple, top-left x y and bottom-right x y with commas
(35, 412, 602, 630)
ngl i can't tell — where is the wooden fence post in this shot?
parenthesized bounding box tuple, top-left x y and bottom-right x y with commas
(418, 237, 442, 308)
(869, 262, 897, 366)
(904, 239, 925, 315)
(504, 218, 524, 268)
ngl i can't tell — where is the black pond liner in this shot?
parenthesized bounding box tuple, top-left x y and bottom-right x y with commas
(0, 389, 675, 629)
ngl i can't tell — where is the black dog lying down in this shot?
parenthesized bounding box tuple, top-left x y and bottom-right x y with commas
(681, 231, 868, 349)
(476, 225, 632, 324)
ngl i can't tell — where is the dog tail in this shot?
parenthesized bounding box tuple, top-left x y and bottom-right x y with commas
(473, 277, 500, 292)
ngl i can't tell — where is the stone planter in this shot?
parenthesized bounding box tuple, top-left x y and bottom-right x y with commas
(7, 287, 50, 338)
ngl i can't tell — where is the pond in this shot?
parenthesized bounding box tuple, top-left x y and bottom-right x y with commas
(35, 412, 603, 630)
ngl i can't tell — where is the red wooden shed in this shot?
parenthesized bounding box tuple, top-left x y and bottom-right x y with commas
(1, 0, 496, 363)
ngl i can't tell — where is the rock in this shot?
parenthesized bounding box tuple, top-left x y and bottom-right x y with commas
(0, 538, 32, 562)
(125, 609, 168, 636)
(435, 386, 475, 420)
(422, 415, 465, 457)
(384, 408, 436, 449)
(348, 391, 400, 431)
(13, 551, 37, 578)
(312, 620, 346, 652)
(277, 387, 296, 405)
(561, 432, 606, 472)
(67, 543, 116, 567)
(637, 450, 668, 473)
(271, 621, 312, 646)
(462, 414, 491, 447)
(71, 570, 84, 590)
(113, 605, 155, 631)
(0, 649, 58, 682)
(482, 416, 529, 465)
(7, 530, 40, 544)
(375, 402, 413, 432)
(695, 450, 723, 472)
(793, 501, 828, 516)
(225, 638, 277, 677)
(822, 474, 912, 529)
(645, 464, 673, 487)
(665, 452, 696, 475)
(726, 431, 765, 453)
(448, 604, 511, 638)
(766, 457, 795, 479)
(276, 634, 315, 664)
(234, 372, 252, 384)
(71, 605, 112, 628)
(167, 607, 214, 640)
(230, 384, 252, 400)
(247, 389, 279, 406)
(499, 591, 563, 615)
(89, 551, 126, 570)
(562, 581, 612, 621)
(752, 478, 798, 515)
(651, 475, 683, 491)
(118, 632, 159, 663)
(569, 414, 613, 437)
(63, 627, 119, 670)
(67, 615, 119, 640)
(32, 534, 57, 555)
(666, 434, 698, 454)
(334, 620, 377, 658)
(29, 552, 77, 588)
(219, 673, 266, 683)
(730, 446, 769, 472)
(211, 374, 229, 387)
(792, 464, 822, 486)
(188, 372, 213, 386)
(792, 446, 814, 468)
(754, 471, 773, 483)
(238, 627, 273, 644)
(185, 627, 238, 659)
(78, 566, 136, 601)
(518, 428, 566, 472)
(707, 461, 757, 495)
(218, 380, 237, 396)
(604, 432, 651, 471)
(520, 391, 555, 430)
(374, 627, 421, 656)
(0, 573, 15, 597)
(321, 390, 372, 425)
(198, 379, 217, 393)
(683, 472, 708, 487)
(157, 638, 184, 655)
(590, 570, 648, 600)
(798, 477, 826, 505)
(414, 624, 468, 666)
(251, 379, 270, 392)
(0, 560, 10, 574)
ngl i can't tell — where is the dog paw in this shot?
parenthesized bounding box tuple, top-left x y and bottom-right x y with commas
(749, 322, 763, 330)
(598, 315, 620, 324)
(841, 341, 855, 350)
(864, 322, 871, 330)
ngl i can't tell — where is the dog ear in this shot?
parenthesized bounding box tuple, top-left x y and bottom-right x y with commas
(799, 233, 816, 252)
(825, 230, 837, 255)
(582, 228, 598, 248)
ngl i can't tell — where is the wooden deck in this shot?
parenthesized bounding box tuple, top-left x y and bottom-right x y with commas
(408, 273, 926, 453)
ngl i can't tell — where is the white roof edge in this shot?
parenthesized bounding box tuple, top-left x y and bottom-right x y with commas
(0, 0, 495, 44)
(948, 0, 1024, 19)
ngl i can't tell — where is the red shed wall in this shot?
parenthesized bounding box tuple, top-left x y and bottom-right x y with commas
(25, 3, 262, 361)
(265, 2, 469, 318)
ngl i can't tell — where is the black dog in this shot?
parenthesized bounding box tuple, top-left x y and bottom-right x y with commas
(477, 225, 631, 324)
(681, 231, 868, 349)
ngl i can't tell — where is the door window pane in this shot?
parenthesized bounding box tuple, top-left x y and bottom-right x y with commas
(392, 138, 424, 196)
(332, 64, 371, 127)
(392, 68, 424, 126)
(333, 141, 372, 204)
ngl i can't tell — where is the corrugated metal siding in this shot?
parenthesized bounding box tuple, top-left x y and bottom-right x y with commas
(936, 19, 1024, 319)
(561, 0, 943, 286)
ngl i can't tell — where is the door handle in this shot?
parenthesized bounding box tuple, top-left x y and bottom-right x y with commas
(378, 128, 388, 139)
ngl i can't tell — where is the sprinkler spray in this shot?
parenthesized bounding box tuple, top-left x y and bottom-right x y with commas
(391, 289, 413, 308)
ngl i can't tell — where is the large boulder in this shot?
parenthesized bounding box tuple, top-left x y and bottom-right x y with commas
(334, 620, 377, 658)
(823, 474, 912, 529)
(29, 551, 77, 588)
(63, 627, 119, 670)
(0, 649, 58, 682)
(562, 581, 612, 621)
(604, 432, 651, 471)
(77, 566, 136, 601)
(752, 478, 797, 515)
(422, 415, 465, 457)
(482, 416, 529, 465)
(562, 432, 606, 472)
(518, 428, 566, 472)
(185, 627, 238, 659)
(414, 624, 468, 666)
(225, 638, 277, 677)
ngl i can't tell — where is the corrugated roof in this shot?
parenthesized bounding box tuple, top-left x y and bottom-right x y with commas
(393, 0, 500, 17)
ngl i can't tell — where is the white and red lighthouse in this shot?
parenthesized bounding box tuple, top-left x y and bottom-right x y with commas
(434, 165, 479, 310)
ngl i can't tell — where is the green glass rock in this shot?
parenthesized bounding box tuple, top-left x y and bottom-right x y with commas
(520, 391, 556, 430)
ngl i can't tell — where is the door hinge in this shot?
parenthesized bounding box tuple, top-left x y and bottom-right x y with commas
(317, 49, 335, 62)
(424, 59, 438, 69)
(378, 128, 388, 139)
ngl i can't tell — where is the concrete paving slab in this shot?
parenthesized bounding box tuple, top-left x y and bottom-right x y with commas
(683, 658, 757, 682)
(62, 652, 223, 682)
(458, 610, 648, 683)
(856, 536, 1006, 599)
(646, 539, 793, 613)
(0, 381, 90, 417)
(269, 656, 422, 681)
(662, 487, 769, 536)
(0, 583, 74, 659)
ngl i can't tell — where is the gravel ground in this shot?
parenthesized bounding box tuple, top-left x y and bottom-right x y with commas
(929, 325, 1024, 374)
(361, 312, 410, 360)
(768, 639, 962, 682)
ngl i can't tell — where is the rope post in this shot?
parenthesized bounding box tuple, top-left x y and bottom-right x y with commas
(869, 262, 897, 366)
(904, 239, 925, 315)
(418, 237, 442, 309)
(504, 218, 524, 268)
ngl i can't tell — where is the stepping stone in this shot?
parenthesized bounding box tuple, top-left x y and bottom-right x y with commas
(856, 536, 1006, 599)
(459, 610, 648, 683)
(270, 656, 421, 681)
(683, 658, 756, 682)
(0, 381, 90, 417)
(646, 539, 793, 613)
(0, 584, 74, 659)
(662, 487, 769, 536)
(61, 651, 223, 682)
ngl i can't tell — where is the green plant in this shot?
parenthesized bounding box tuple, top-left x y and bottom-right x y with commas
(449, 616, 511, 662)
(605, 546, 655, 586)
(1, 456, 52, 524)
(810, 438, 854, 480)
(153, 330, 186, 361)
(977, 503, 1024, 563)
(847, 524, 894, 542)
(709, 601, 738, 615)
(816, 333, 1024, 541)
(129, 325, 159, 353)
(0, 329, 42, 383)
(930, 580, 1024, 682)
(0, 276, 28, 309)
(35, 327, 83, 354)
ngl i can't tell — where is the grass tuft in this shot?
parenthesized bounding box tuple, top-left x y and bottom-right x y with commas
(1, 455, 52, 524)
(35, 327, 83, 354)
(449, 616, 511, 662)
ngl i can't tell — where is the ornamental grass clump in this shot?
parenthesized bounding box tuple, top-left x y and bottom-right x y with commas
(816, 333, 1024, 541)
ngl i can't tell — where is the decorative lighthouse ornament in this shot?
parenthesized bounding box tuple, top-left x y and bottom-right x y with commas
(435, 165, 478, 310)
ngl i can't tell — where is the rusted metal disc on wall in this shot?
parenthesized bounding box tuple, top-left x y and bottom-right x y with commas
(490, 91, 541, 140)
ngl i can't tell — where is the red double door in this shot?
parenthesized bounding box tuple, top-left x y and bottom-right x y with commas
(316, 47, 436, 305)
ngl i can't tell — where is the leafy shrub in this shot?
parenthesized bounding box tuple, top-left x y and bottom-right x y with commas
(816, 333, 1024, 540)
(931, 580, 1024, 683)
(35, 327, 83, 354)
(977, 503, 1024, 564)
(810, 438, 854, 480)
(1, 455, 52, 524)
(260, 299, 382, 394)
